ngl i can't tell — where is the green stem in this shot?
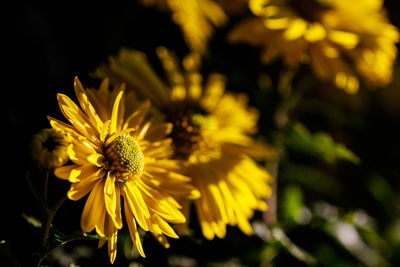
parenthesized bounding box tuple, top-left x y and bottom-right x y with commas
(263, 161, 279, 226)
(41, 195, 67, 246)
(36, 233, 108, 267)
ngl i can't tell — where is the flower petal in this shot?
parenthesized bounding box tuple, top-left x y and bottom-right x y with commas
(144, 123, 173, 142)
(123, 182, 150, 231)
(55, 163, 101, 183)
(104, 173, 123, 229)
(123, 196, 146, 258)
(105, 215, 118, 264)
(74, 77, 104, 133)
(80, 180, 106, 233)
(110, 90, 124, 134)
(123, 100, 150, 130)
(67, 171, 104, 200)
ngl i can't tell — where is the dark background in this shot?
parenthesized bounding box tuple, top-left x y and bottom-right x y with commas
(3, 1, 400, 266)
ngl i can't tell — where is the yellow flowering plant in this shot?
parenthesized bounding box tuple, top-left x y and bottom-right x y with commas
(48, 77, 199, 263)
(228, 0, 399, 94)
(141, 0, 228, 54)
(14, 0, 400, 266)
(94, 47, 276, 240)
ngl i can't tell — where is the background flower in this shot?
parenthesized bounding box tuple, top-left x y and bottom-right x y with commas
(141, 0, 228, 54)
(228, 0, 399, 93)
(94, 47, 276, 241)
(31, 128, 69, 169)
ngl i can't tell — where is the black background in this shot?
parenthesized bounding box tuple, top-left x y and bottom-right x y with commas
(3, 1, 400, 266)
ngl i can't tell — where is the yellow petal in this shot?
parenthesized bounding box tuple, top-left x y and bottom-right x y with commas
(67, 172, 103, 200)
(104, 173, 123, 229)
(110, 90, 124, 134)
(207, 183, 228, 224)
(73, 77, 104, 133)
(283, 18, 308, 41)
(345, 76, 359, 94)
(264, 17, 291, 30)
(144, 123, 173, 142)
(136, 121, 152, 140)
(304, 23, 326, 42)
(58, 164, 100, 183)
(123, 100, 150, 130)
(153, 214, 179, 239)
(218, 179, 237, 225)
(123, 197, 146, 257)
(200, 74, 226, 112)
(236, 212, 254, 236)
(87, 153, 105, 167)
(124, 182, 150, 231)
(54, 164, 80, 180)
(94, 205, 107, 237)
(195, 200, 214, 240)
(48, 116, 80, 137)
(142, 139, 174, 159)
(100, 120, 111, 143)
(328, 30, 359, 49)
(335, 71, 348, 89)
(139, 181, 185, 221)
(106, 216, 118, 264)
(59, 102, 101, 146)
(80, 181, 106, 233)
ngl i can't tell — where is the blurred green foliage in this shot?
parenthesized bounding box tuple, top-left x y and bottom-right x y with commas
(284, 123, 360, 165)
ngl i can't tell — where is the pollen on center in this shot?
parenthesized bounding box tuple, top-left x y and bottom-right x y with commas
(105, 134, 144, 182)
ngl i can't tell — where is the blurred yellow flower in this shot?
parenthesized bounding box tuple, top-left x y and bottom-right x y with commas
(48, 77, 198, 263)
(31, 128, 69, 169)
(228, 0, 399, 94)
(94, 47, 275, 240)
(141, 0, 228, 53)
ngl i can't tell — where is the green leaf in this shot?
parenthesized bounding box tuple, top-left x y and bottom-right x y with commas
(282, 185, 304, 225)
(270, 227, 317, 265)
(52, 231, 108, 244)
(284, 123, 360, 164)
(280, 162, 343, 197)
(22, 213, 42, 228)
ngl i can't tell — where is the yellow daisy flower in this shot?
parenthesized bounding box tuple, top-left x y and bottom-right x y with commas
(228, 0, 399, 94)
(31, 128, 69, 169)
(94, 47, 275, 240)
(48, 77, 198, 263)
(141, 0, 228, 53)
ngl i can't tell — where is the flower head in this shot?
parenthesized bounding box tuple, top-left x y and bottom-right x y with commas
(94, 48, 275, 240)
(49, 77, 198, 263)
(31, 128, 69, 169)
(228, 0, 399, 93)
(141, 0, 228, 53)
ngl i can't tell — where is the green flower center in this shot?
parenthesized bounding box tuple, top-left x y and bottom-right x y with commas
(106, 134, 144, 182)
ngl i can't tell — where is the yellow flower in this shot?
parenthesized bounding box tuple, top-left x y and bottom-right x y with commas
(141, 0, 228, 53)
(94, 47, 275, 240)
(31, 128, 69, 169)
(228, 0, 399, 94)
(48, 77, 198, 263)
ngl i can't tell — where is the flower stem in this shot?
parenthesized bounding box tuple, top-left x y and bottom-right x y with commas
(264, 161, 279, 226)
(38, 194, 67, 266)
(41, 195, 67, 246)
